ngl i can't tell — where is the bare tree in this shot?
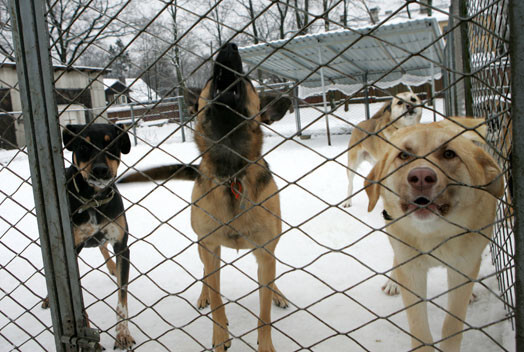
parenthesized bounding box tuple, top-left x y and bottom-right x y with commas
(341, 0, 349, 27)
(168, 4, 184, 86)
(274, 0, 291, 39)
(203, 0, 234, 48)
(0, 0, 15, 61)
(294, 0, 310, 35)
(46, 0, 134, 65)
(236, 0, 263, 44)
(358, 0, 377, 24)
(322, 0, 339, 31)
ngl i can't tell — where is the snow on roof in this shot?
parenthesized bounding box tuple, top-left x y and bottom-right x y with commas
(240, 17, 445, 99)
(103, 78, 121, 88)
(125, 78, 159, 103)
(0, 58, 108, 73)
(103, 77, 159, 103)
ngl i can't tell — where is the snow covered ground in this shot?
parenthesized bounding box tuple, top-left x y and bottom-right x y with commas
(0, 99, 515, 351)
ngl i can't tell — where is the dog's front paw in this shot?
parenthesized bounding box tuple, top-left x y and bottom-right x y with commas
(342, 199, 352, 208)
(197, 292, 210, 309)
(114, 327, 135, 350)
(272, 292, 289, 309)
(212, 327, 231, 351)
(382, 279, 400, 296)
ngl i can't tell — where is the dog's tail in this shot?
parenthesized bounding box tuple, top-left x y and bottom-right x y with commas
(119, 164, 200, 183)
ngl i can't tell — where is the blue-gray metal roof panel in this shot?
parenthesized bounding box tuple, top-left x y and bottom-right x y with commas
(239, 18, 444, 88)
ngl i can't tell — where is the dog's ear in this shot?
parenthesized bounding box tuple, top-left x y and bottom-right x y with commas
(184, 88, 201, 115)
(364, 153, 390, 212)
(259, 94, 291, 124)
(475, 147, 504, 198)
(114, 125, 131, 155)
(62, 124, 83, 151)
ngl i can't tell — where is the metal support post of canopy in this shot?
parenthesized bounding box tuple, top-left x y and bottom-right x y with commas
(317, 43, 332, 146)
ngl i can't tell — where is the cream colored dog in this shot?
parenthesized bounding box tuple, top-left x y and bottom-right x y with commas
(343, 92, 422, 207)
(380, 116, 489, 297)
(365, 122, 503, 352)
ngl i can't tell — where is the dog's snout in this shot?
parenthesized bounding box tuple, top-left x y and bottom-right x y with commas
(92, 164, 110, 179)
(407, 104, 414, 112)
(222, 43, 238, 55)
(407, 167, 437, 190)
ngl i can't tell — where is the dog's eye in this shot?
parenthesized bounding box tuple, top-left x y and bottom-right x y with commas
(398, 151, 410, 160)
(410, 97, 416, 103)
(443, 149, 456, 159)
(397, 101, 403, 106)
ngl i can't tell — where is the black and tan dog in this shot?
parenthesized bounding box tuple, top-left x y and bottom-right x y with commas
(120, 43, 291, 352)
(42, 123, 135, 350)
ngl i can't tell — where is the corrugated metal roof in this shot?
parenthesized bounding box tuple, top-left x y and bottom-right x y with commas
(239, 18, 444, 88)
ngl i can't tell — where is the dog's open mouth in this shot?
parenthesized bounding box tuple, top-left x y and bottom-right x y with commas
(414, 196, 430, 206)
(402, 196, 450, 219)
(216, 83, 239, 98)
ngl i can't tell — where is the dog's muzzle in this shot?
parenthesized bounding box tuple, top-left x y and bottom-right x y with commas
(88, 164, 113, 188)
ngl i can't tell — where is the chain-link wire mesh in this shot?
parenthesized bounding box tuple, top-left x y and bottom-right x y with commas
(465, 0, 514, 329)
(0, 0, 517, 351)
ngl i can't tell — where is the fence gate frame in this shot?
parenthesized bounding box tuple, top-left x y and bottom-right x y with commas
(9, 0, 99, 351)
(511, 0, 524, 349)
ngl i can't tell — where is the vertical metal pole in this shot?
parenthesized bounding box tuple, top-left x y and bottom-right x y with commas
(9, 0, 97, 350)
(293, 84, 302, 136)
(177, 87, 186, 142)
(130, 103, 137, 146)
(510, 0, 524, 348)
(364, 72, 370, 120)
(442, 38, 450, 118)
(430, 51, 437, 121)
(459, 0, 474, 116)
(447, 7, 458, 117)
(317, 43, 331, 146)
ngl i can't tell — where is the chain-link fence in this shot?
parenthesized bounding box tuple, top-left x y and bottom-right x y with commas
(0, 0, 519, 351)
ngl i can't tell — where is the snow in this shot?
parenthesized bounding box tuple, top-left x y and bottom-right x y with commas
(126, 78, 159, 103)
(0, 99, 515, 351)
(103, 78, 159, 105)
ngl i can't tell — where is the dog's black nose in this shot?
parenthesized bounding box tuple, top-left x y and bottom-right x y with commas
(92, 164, 110, 179)
(230, 43, 238, 52)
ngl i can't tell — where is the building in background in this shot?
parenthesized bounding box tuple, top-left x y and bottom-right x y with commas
(0, 61, 108, 149)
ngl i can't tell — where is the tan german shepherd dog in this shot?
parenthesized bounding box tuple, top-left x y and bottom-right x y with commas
(121, 43, 291, 352)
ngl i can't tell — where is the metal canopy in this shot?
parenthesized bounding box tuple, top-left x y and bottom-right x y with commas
(239, 18, 444, 88)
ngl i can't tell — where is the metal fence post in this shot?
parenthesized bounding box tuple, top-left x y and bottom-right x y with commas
(459, 0, 474, 116)
(130, 103, 138, 146)
(9, 0, 98, 351)
(293, 84, 302, 136)
(510, 0, 524, 348)
(364, 72, 370, 120)
(177, 87, 186, 142)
